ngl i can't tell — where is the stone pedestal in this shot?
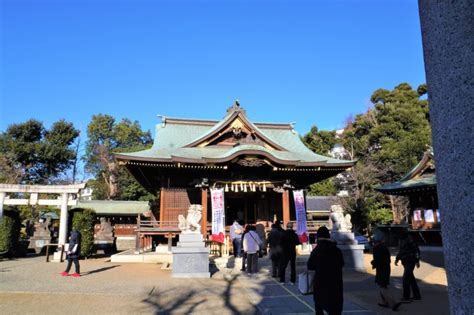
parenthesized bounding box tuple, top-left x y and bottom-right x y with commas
(339, 244, 365, 272)
(331, 232, 364, 272)
(94, 238, 115, 255)
(172, 233, 210, 278)
(332, 232, 357, 245)
(28, 237, 51, 254)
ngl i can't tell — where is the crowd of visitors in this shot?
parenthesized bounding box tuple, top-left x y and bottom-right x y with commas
(231, 220, 422, 314)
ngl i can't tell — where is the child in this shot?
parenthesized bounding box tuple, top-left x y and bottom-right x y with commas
(60, 230, 81, 277)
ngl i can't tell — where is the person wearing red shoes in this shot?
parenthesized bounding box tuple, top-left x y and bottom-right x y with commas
(60, 230, 81, 277)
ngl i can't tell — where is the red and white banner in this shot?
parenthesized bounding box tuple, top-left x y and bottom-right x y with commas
(211, 188, 225, 243)
(293, 190, 308, 243)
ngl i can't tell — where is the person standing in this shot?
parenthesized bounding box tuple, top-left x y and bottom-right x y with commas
(279, 222, 300, 284)
(230, 219, 244, 258)
(267, 222, 284, 277)
(243, 225, 262, 275)
(371, 230, 401, 311)
(60, 230, 81, 278)
(240, 225, 250, 271)
(395, 229, 421, 302)
(307, 226, 344, 315)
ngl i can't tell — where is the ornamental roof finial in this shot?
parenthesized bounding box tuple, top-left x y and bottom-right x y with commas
(227, 99, 246, 115)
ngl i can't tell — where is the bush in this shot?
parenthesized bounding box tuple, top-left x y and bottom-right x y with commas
(367, 206, 393, 225)
(0, 210, 21, 257)
(71, 208, 95, 258)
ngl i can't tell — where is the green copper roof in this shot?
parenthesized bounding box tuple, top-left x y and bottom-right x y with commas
(76, 200, 149, 215)
(115, 106, 354, 168)
(376, 149, 436, 194)
(376, 175, 436, 193)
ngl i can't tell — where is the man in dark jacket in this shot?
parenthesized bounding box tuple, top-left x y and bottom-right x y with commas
(267, 222, 284, 277)
(395, 229, 421, 301)
(60, 230, 81, 278)
(371, 230, 401, 311)
(307, 226, 344, 315)
(279, 222, 300, 284)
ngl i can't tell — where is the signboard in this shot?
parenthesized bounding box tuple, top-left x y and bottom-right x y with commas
(210, 188, 225, 243)
(413, 209, 422, 221)
(424, 209, 435, 223)
(293, 190, 308, 243)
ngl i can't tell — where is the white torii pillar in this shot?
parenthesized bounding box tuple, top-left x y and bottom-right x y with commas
(0, 192, 5, 218)
(58, 193, 69, 246)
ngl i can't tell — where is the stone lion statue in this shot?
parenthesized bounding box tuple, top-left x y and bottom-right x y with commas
(178, 204, 202, 233)
(96, 217, 114, 239)
(330, 205, 352, 232)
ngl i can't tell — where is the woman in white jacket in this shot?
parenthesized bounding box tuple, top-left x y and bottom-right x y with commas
(243, 225, 262, 275)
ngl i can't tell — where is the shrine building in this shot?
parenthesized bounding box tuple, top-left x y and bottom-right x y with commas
(377, 149, 441, 244)
(115, 102, 355, 244)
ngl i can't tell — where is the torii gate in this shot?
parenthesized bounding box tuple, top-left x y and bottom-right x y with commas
(0, 183, 86, 246)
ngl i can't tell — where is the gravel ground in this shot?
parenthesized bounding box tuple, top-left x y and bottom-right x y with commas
(0, 256, 257, 314)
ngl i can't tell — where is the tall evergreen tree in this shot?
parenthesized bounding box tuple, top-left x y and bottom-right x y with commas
(0, 119, 79, 184)
(84, 114, 153, 200)
(341, 83, 431, 231)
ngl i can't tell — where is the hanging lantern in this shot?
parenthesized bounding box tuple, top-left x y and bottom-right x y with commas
(243, 184, 247, 192)
(240, 182, 244, 191)
(225, 183, 229, 192)
(230, 183, 234, 191)
(263, 183, 267, 192)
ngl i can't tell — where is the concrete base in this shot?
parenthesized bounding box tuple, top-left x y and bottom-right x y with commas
(339, 244, 365, 272)
(172, 272, 211, 278)
(172, 233, 210, 278)
(332, 232, 356, 245)
(110, 249, 173, 264)
(155, 244, 172, 254)
(51, 250, 65, 263)
(116, 236, 136, 251)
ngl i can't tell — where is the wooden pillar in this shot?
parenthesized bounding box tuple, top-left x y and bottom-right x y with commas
(282, 190, 290, 228)
(135, 215, 141, 253)
(201, 188, 208, 236)
(159, 188, 165, 227)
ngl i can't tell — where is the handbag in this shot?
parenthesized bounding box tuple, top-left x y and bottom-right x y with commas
(249, 232, 264, 257)
(298, 270, 315, 295)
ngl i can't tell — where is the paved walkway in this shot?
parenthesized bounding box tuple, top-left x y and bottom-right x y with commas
(0, 249, 448, 314)
(221, 257, 374, 315)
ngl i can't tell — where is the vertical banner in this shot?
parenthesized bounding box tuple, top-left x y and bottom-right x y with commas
(211, 188, 225, 243)
(293, 190, 308, 243)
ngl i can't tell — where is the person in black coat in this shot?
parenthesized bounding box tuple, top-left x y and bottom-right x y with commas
(395, 229, 421, 301)
(60, 230, 81, 277)
(267, 222, 284, 277)
(371, 230, 401, 311)
(307, 226, 344, 315)
(279, 222, 300, 284)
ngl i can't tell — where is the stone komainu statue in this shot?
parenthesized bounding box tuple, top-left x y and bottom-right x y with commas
(178, 204, 202, 233)
(96, 217, 114, 239)
(330, 205, 352, 232)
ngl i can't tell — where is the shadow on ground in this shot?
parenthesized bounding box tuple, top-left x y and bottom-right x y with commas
(81, 265, 120, 276)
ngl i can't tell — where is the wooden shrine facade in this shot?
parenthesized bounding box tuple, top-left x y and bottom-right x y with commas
(115, 102, 354, 238)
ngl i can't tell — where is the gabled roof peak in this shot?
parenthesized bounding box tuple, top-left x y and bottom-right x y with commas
(226, 99, 246, 116)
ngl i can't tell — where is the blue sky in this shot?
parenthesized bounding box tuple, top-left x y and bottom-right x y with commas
(1, 0, 426, 139)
